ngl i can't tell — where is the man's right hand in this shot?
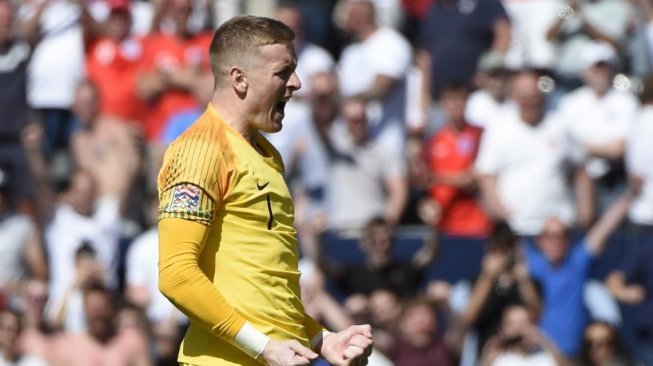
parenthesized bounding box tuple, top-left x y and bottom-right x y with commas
(259, 339, 318, 366)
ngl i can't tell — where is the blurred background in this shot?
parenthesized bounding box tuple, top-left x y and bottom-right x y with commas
(1, 0, 653, 365)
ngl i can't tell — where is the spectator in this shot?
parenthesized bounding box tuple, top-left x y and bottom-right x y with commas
(462, 222, 541, 356)
(546, 0, 633, 87)
(0, 0, 35, 209)
(81, 0, 147, 124)
(0, 308, 47, 366)
(337, 0, 412, 154)
(421, 82, 492, 238)
(51, 243, 106, 333)
(327, 97, 408, 230)
(323, 217, 437, 300)
(579, 321, 634, 366)
(0, 164, 48, 299)
(465, 51, 511, 129)
(70, 80, 142, 205)
(49, 283, 152, 366)
(605, 236, 653, 366)
(625, 74, 653, 241)
(475, 69, 586, 236)
(525, 190, 634, 356)
(18, 0, 85, 155)
(22, 124, 124, 326)
(558, 41, 639, 212)
(15, 279, 52, 362)
(391, 297, 458, 366)
(480, 305, 570, 366)
(135, 0, 212, 141)
(416, 0, 511, 102)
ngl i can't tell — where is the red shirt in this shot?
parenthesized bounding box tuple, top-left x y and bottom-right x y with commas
(137, 31, 213, 140)
(426, 124, 490, 237)
(86, 36, 147, 123)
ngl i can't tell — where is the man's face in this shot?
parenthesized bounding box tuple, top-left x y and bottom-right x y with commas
(584, 62, 613, 95)
(106, 10, 131, 41)
(0, 312, 20, 351)
(510, 73, 544, 119)
(84, 291, 114, 340)
(536, 218, 570, 265)
(342, 99, 368, 144)
(244, 43, 300, 133)
(66, 171, 97, 217)
(501, 306, 532, 339)
(0, 1, 13, 46)
(440, 90, 468, 125)
(72, 84, 100, 126)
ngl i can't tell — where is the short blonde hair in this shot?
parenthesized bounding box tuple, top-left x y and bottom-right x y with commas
(209, 15, 295, 87)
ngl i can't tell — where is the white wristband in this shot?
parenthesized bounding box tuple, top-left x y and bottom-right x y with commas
(234, 322, 270, 359)
(310, 330, 332, 350)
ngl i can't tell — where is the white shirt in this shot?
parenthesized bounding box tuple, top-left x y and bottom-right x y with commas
(503, 0, 562, 70)
(465, 90, 508, 129)
(626, 106, 653, 225)
(491, 351, 558, 366)
(19, 0, 85, 108)
(126, 228, 186, 324)
(0, 214, 35, 289)
(554, 0, 632, 77)
(327, 123, 407, 231)
(558, 86, 639, 178)
(338, 26, 412, 153)
(475, 109, 575, 235)
(45, 195, 121, 319)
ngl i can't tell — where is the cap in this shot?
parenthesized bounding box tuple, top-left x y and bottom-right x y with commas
(477, 51, 506, 74)
(582, 41, 617, 70)
(108, 0, 131, 13)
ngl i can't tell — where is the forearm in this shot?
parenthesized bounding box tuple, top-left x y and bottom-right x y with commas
(516, 278, 541, 317)
(479, 176, 510, 220)
(20, 5, 46, 45)
(491, 19, 512, 53)
(574, 165, 595, 231)
(462, 274, 493, 327)
(384, 177, 408, 225)
(314, 292, 353, 332)
(158, 218, 247, 339)
(582, 19, 620, 48)
(584, 140, 625, 160)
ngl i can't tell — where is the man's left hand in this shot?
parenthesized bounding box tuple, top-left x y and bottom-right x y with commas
(320, 325, 373, 366)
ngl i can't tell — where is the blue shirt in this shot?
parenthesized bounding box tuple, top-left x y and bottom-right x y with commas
(160, 107, 202, 145)
(526, 241, 593, 356)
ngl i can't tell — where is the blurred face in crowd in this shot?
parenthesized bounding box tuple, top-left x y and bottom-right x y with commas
(75, 253, 104, 288)
(361, 221, 393, 266)
(399, 302, 437, 348)
(584, 322, 618, 366)
(509, 71, 544, 125)
(0, 1, 12, 46)
(584, 62, 613, 96)
(84, 289, 115, 341)
(536, 217, 570, 266)
(483, 71, 509, 101)
(440, 88, 469, 129)
(72, 82, 100, 127)
(106, 10, 132, 42)
(310, 72, 339, 127)
(369, 290, 402, 329)
(500, 305, 532, 341)
(0, 310, 20, 356)
(342, 98, 368, 145)
(343, 1, 375, 39)
(65, 170, 97, 217)
(275, 6, 303, 45)
(22, 279, 48, 320)
(167, 0, 192, 35)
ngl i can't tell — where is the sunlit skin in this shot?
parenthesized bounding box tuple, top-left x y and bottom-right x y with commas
(440, 89, 469, 131)
(0, 1, 12, 47)
(0, 311, 21, 361)
(399, 303, 438, 348)
(238, 43, 301, 137)
(64, 171, 97, 218)
(84, 290, 115, 344)
(342, 98, 368, 146)
(105, 10, 131, 42)
(361, 223, 393, 267)
(583, 62, 613, 97)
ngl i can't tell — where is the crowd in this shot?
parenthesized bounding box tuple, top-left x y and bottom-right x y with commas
(1, 0, 653, 365)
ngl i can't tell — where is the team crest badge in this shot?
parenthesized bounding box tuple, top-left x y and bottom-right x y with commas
(169, 184, 202, 212)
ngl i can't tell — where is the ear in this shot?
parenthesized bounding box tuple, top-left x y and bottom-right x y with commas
(229, 66, 248, 97)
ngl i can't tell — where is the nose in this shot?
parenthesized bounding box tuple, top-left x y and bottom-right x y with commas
(288, 71, 301, 92)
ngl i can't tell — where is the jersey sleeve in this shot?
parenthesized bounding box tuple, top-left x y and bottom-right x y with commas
(158, 127, 230, 225)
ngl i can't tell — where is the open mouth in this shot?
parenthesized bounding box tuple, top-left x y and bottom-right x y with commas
(275, 101, 286, 117)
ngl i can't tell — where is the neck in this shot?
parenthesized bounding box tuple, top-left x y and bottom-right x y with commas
(450, 119, 466, 131)
(357, 24, 377, 41)
(211, 95, 258, 145)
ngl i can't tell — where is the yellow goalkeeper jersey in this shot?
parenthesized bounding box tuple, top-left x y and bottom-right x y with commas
(158, 104, 320, 365)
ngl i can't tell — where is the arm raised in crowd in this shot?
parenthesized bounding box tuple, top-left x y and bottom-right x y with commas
(21, 123, 55, 225)
(19, 0, 47, 46)
(585, 189, 635, 256)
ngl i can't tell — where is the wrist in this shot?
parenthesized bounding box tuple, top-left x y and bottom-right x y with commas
(310, 330, 332, 352)
(234, 322, 270, 360)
